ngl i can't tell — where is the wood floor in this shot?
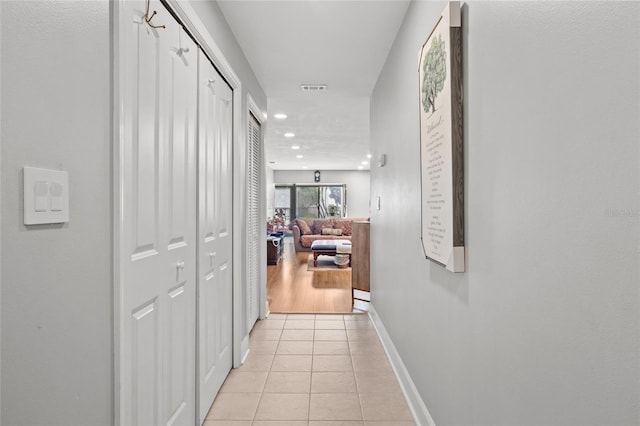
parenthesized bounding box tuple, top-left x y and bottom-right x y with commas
(267, 237, 354, 313)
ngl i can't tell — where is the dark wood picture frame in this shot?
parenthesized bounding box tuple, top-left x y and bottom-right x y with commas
(418, 1, 465, 272)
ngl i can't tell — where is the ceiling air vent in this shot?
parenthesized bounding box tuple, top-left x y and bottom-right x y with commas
(300, 84, 328, 92)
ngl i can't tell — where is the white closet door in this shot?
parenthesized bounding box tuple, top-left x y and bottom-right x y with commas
(119, 1, 197, 424)
(247, 114, 262, 329)
(197, 50, 234, 424)
(160, 22, 198, 426)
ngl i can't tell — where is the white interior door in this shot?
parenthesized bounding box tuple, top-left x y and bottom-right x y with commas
(247, 114, 262, 328)
(119, 1, 197, 424)
(160, 23, 198, 426)
(197, 50, 234, 423)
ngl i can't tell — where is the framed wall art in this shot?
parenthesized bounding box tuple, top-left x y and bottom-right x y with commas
(418, 1, 464, 272)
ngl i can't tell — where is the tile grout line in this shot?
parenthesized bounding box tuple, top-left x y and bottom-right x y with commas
(308, 317, 315, 424)
(347, 314, 367, 423)
(353, 316, 368, 424)
(251, 316, 284, 424)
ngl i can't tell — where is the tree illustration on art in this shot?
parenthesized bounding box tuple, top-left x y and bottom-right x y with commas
(422, 34, 447, 114)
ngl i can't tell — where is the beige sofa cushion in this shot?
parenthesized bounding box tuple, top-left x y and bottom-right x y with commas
(322, 228, 342, 236)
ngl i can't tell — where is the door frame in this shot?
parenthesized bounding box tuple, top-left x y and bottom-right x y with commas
(112, 1, 246, 423)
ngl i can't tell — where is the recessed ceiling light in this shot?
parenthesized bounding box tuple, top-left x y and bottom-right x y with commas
(296, 155, 304, 159)
(367, 154, 372, 159)
(262, 112, 268, 119)
(284, 132, 295, 138)
(302, 166, 308, 169)
(357, 166, 364, 170)
(274, 113, 287, 119)
(361, 161, 369, 165)
(291, 145, 300, 150)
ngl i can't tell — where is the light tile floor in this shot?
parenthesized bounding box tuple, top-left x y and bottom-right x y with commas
(205, 313, 416, 426)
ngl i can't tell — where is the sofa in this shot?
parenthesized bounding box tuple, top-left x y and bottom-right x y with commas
(289, 217, 368, 253)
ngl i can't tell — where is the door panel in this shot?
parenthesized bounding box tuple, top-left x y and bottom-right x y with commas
(201, 263, 232, 383)
(167, 283, 188, 425)
(203, 270, 217, 382)
(130, 0, 160, 259)
(219, 263, 232, 356)
(198, 49, 234, 424)
(120, 1, 197, 424)
(217, 114, 231, 237)
(131, 299, 159, 426)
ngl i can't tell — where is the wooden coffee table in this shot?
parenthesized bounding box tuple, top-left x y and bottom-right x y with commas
(310, 239, 352, 266)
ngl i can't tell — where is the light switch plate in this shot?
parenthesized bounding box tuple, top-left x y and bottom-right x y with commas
(24, 167, 69, 225)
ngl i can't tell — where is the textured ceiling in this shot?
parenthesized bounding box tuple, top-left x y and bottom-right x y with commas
(217, 0, 410, 170)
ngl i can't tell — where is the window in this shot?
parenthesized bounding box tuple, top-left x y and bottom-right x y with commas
(275, 184, 346, 219)
(274, 187, 292, 227)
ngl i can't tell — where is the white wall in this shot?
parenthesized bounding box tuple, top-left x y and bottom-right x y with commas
(274, 169, 371, 218)
(370, 2, 640, 425)
(1, 1, 112, 424)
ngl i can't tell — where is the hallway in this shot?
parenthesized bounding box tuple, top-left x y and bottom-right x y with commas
(2, 1, 638, 425)
(205, 313, 415, 425)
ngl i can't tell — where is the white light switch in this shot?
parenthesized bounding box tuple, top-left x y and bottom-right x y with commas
(24, 167, 69, 225)
(50, 182, 64, 211)
(34, 182, 49, 212)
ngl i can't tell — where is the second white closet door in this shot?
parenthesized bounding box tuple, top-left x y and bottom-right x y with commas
(197, 50, 234, 424)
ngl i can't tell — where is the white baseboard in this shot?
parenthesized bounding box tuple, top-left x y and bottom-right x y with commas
(369, 304, 436, 426)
